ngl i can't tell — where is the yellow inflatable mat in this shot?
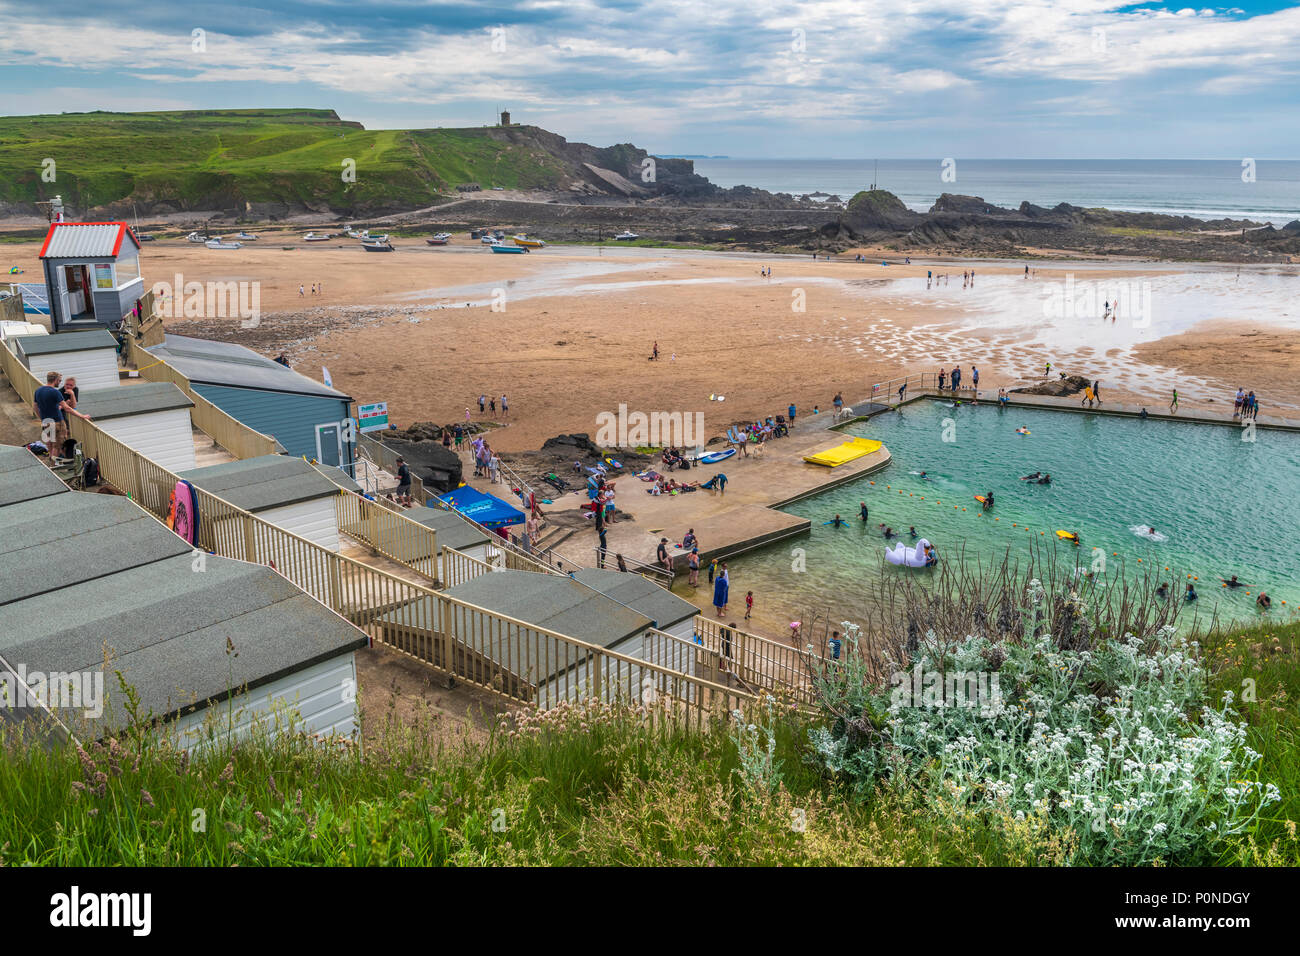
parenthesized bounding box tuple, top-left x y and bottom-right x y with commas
(803, 437, 882, 467)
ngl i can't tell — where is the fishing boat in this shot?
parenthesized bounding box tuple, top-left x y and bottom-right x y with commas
(302, 232, 331, 242)
(490, 243, 528, 254)
(614, 230, 639, 241)
(481, 235, 500, 244)
(205, 238, 243, 250)
(362, 233, 389, 243)
(512, 235, 545, 248)
(425, 237, 448, 245)
(235, 231, 258, 241)
(185, 232, 206, 243)
(361, 240, 394, 252)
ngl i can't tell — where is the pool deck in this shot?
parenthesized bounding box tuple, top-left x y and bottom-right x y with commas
(567, 409, 894, 571)
(857, 387, 1300, 433)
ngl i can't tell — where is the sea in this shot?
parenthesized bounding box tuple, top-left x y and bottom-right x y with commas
(690, 159, 1300, 227)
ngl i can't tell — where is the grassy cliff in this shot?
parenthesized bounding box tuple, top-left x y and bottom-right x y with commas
(0, 109, 598, 218)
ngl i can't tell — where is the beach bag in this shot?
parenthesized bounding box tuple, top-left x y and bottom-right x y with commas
(82, 457, 101, 488)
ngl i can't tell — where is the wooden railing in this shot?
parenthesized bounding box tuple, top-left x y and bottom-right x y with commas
(692, 616, 824, 703)
(335, 491, 439, 580)
(122, 335, 279, 460)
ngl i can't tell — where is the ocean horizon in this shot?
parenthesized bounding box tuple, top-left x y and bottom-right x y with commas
(691, 158, 1300, 227)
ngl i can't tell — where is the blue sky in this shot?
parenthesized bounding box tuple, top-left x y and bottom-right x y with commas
(0, 1, 1297, 157)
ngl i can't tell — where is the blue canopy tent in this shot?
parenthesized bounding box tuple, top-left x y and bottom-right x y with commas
(435, 486, 525, 529)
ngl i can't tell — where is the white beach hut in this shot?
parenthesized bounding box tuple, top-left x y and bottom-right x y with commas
(74, 382, 197, 472)
(12, 330, 120, 390)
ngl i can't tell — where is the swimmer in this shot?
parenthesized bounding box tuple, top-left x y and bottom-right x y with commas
(1063, 532, 1080, 545)
(1016, 426, 1029, 435)
(825, 514, 847, 527)
(983, 491, 994, 510)
(1222, 575, 1245, 588)
(1185, 582, 1198, 602)
(1020, 472, 1043, 481)
(1257, 592, 1272, 609)
(909, 526, 918, 538)
(1155, 582, 1169, 600)
(883, 527, 897, 539)
(859, 501, 869, 521)
(918, 470, 929, 479)
(1036, 474, 1052, 485)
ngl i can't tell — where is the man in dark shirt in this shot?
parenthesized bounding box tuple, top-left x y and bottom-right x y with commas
(395, 456, 411, 500)
(33, 371, 90, 451)
(657, 537, 670, 572)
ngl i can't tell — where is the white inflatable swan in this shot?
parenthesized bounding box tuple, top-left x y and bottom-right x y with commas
(885, 537, 934, 568)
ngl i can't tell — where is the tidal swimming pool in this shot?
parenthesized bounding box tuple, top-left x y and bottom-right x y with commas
(730, 402, 1300, 627)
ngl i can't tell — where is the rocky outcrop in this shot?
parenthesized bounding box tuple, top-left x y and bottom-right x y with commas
(381, 436, 463, 492)
(1011, 375, 1092, 397)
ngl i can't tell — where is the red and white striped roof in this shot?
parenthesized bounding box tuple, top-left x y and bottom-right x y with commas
(38, 222, 140, 259)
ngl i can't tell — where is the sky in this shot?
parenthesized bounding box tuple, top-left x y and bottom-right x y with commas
(0, 1, 1297, 158)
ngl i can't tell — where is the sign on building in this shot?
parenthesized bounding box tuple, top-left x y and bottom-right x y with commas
(358, 402, 389, 433)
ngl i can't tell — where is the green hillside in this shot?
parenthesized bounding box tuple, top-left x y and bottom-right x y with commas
(0, 109, 578, 217)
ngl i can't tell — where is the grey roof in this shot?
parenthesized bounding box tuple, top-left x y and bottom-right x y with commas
(39, 222, 138, 259)
(379, 570, 650, 686)
(179, 455, 340, 513)
(312, 462, 361, 493)
(0, 445, 68, 507)
(14, 330, 118, 356)
(148, 334, 352, 401)
(0, 553, 366, 739)
(0, 493, 191, 607)
(75, 381, 193, 421)
(407, 506, 491, 552)
(0, 442, 366, 739)
(571, 567, 698, 630)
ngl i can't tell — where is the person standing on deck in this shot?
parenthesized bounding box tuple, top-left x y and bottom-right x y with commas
(971, 366, 979, 390)
(1170, 389, 1179, 413)
(688, 548, 700, 587)
(938, 367, 946, 390)
(1093, 380, 1102, 405)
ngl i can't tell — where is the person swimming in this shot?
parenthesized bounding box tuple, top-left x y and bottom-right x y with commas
(1036, 474, 1052, 485)
(1020, 472, 1043, 481)
(909, 526, 918, 538)
(825, 514, 846, 527)
(918, 470, 928, 479)
(1257, 592, 1272, 609)
(1222, 575, 1245, 588)
(1185, 582, 1198, 602)
(982, 491, 994, 510)
(1155, 582, 1169, 600)
(1016, 425, 1029, 435)
(1063, 531, 1080, 545)
(883, 527, 897, 539)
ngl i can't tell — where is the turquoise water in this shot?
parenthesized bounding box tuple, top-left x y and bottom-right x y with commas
(732, 403, 1300, 626)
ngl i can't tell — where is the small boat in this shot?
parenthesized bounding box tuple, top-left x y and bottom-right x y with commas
(205, 238, 243, 250)
(136, 233, 156, 242)
(361, 240, 394, 252)
(481, 235, 500, 244)
(513, 235, 545, 248)
(185, 232, 206, 243)
(490, 243, 528, 254)
(614, 230, 639, 241)
(235, 231, 258, 240)
(434, 232, 451, 240)
(363, 233, 389, 243)
(303, 232, 331, 242)
(425, 237, 449, 245)
(493, 230, 505, 239)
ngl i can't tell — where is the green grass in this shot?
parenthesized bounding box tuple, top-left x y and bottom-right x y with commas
(2, 619, 1294, 866)
(0, 109, 579, 215)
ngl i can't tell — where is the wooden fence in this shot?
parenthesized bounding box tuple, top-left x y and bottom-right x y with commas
(692, 616, 823, 703)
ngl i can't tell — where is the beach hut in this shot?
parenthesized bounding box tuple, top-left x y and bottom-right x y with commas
(37, 222, 144, 332)
(0, 444, 365, 747)
(146, 334, 354, 472)
(11, 329, 120, 390)
(179, 455, 343, 552)
(74, 381, 197, 472)
(412, 505, 494, 563)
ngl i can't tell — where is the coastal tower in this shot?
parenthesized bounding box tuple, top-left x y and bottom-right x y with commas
(499, 109, 511, 126)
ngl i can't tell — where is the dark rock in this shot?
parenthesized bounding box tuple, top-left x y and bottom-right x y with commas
(382, 437, 463, 492)
(541, 433, 603, 457)
(1011, 374, 1092, 397)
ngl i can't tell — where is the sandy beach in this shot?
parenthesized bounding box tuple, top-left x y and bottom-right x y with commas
(8, 235, 1296, 457)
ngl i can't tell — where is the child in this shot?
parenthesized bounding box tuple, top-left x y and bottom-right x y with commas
(744, 590, 753, 621)
(828, 630, 842, 661)
(707, 558, 718, 585)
